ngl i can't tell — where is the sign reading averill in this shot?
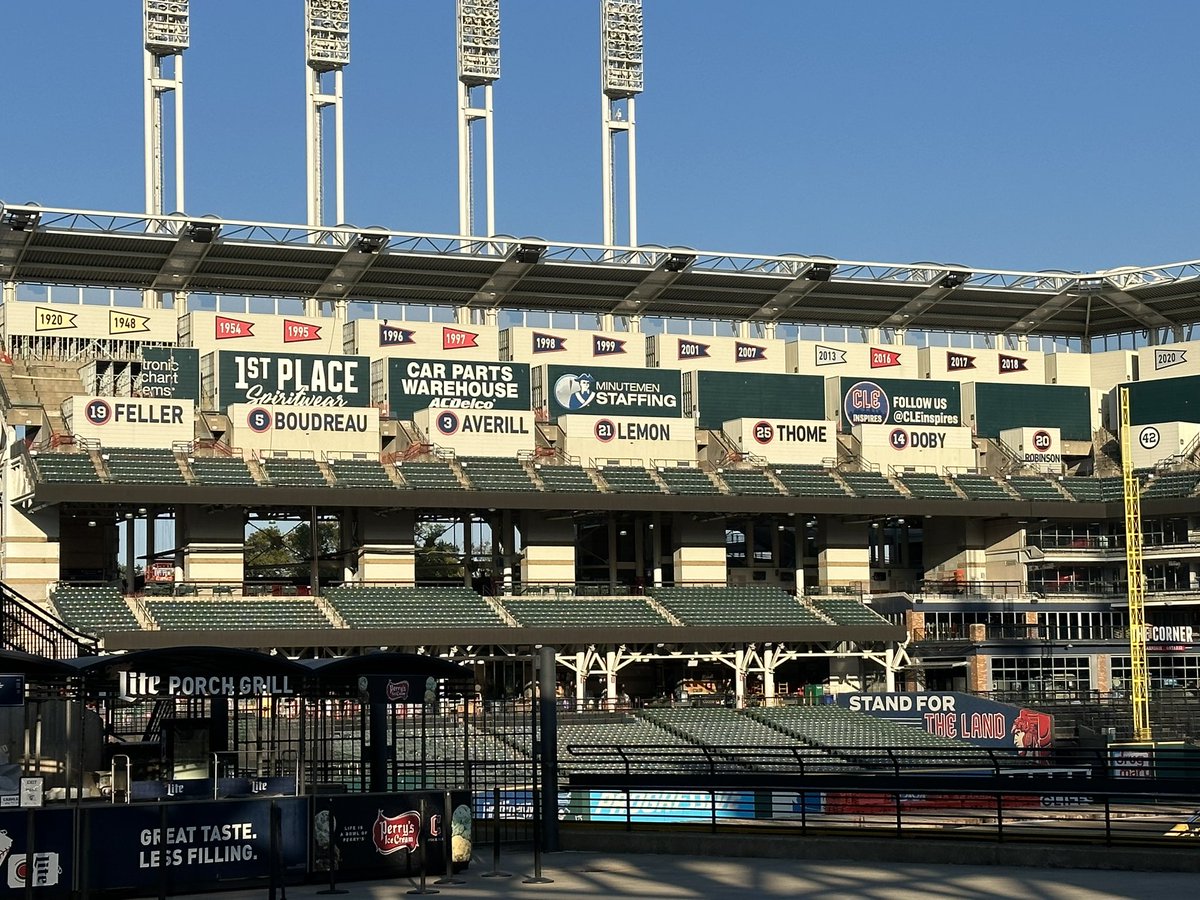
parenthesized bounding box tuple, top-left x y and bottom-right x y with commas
(540, 365, 683, 422)
(215, 351, 371, 410)
(415, 406, 535, 457)
(64, 397, 195, 447)
(227, 403, 380, 454)
(134, 347, 200, 400)
(386, 359, 531, 420)
(833, 377, 961, 433)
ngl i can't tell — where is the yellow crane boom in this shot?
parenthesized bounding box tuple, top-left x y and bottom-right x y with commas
(1119, 386, 1152, 742)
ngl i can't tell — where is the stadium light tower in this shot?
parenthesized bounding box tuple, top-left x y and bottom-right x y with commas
(305, 0, 350, 230)
(457, 0, 501, 240)
(143, 0, 189, 217)
(600, 0, 643, 248)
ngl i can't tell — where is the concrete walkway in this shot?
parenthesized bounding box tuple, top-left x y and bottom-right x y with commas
(175, 850, 1198, 899)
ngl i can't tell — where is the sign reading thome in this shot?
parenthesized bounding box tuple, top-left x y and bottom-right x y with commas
(541, 365, 682, 422)
(216, 350, 371, 410)
(386, 358, 531, 420)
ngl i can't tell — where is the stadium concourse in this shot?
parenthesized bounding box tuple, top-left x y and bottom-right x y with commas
(2, 238, 1200, 720)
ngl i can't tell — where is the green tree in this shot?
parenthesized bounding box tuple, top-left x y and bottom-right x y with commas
(415, 521, 463, 583)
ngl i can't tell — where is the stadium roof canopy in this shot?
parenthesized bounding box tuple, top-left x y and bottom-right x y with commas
(3, 203, 1200, 339)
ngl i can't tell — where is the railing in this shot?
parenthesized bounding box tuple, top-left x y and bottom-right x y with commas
(0, 580, 96, 659)
(560, 743, 1200, 847)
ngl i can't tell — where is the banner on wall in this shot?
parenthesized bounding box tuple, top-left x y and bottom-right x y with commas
(836, 692, 1053, 751)
(387, 359, 531, 420)
(216, 351, 372, 409)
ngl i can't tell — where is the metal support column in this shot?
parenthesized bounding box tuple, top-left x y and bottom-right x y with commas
(1120, 386, 1152, 741)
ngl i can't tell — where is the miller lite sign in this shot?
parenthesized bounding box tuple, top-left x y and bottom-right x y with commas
(373, 810, 421, 856)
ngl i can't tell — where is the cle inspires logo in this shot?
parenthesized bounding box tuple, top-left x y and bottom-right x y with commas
(372, 810, 421, 855)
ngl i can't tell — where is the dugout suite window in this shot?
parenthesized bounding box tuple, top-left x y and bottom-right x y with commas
(990, 656, 1092, 695)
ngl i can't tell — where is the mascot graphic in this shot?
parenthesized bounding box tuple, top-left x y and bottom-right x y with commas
(1011, 708, 1053, 756)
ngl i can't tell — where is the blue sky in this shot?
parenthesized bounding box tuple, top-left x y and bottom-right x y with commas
(3, 1, 1199, 272)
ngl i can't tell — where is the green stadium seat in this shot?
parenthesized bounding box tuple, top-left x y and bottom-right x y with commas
(324, 585, 507, 628)
(895, 472, 959, 499)
(327, 458, 396, 489)
(259, 457, 329, 487)
(396, 462, 463, 490)
(534, 463, 599, 492)
(146, 598, 331, 630)
(952, 473, 1013, 500)
(648, 586, 826, 626)
(772, 465, 849, 497)
(717, 468, 783, 495)
(1061, 476, 1125, 502)
(811, 597, 891, 626)
(501, 597, 669, 627)
(458, 456, 538, 491)
(1141, 472, 1200, 499)
(1008, 475, 1069, 501)
(51, 584, 139, 634)
(101, 448, 186, 484)
(597, 466, 664, 493)
(840, 471, 905, 499)
(189, 456, 258, 487)
(655, 466, 718, 494)
(31, 452, 101, 484)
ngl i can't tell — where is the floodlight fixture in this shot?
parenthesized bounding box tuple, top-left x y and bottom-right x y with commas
(663, 252, 694, 273)
(2, 209, 38, 232)
(513, 243, 544, 265)
(457, 0, 501, 85)
(601, 0, 644, 98)
(306, 0, 351, 71)
(1074, 277, 1107, 294)
(806, 263, 835, 282)
(354, 232, 388, 254)
(144, 0, 189, 54)
(940, 270, 970, 289)
(184, 221, 218, 244)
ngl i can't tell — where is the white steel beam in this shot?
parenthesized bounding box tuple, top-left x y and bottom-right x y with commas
(305, 1, 350, 231)
(600, 0, 643, 248)
(457, 1, 500, 242)
(143, 0, 189, 218)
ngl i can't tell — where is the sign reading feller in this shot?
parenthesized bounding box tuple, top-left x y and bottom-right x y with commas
(542, 365, 682, 422)
(217, 350, 371, 410)
(835, 377, 961, 433)
(65, 396, 194, 448)
(387, 358, 531, 420)
(227, 403, 380, 454)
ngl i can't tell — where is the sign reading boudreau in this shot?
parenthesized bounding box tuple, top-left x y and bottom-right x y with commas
(118, 673, 294, 698)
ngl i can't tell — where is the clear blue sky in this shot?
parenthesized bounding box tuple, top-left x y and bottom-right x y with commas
(2, 1, 1199, 273)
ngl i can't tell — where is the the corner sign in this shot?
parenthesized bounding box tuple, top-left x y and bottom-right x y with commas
(119, 672, 294, 698)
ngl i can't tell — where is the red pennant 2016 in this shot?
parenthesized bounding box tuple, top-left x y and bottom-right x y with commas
(870, 347, 900, 368)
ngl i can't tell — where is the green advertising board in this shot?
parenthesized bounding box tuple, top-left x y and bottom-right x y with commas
(691, 371, 825, 429)
(387, 358, 531, 419)
(543, 364, 682, 421)
(837, 377, 961, 433)
(135, 347, 200, 400)
(217, 350, 372, 410)
(1123, 375, 1200, 427)
(972, 383, 1091, 440)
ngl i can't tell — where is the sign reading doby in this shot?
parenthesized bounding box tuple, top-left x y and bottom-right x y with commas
(135, 347, 200, 400)
(837, 377, 961, 432)
(388, 359, 531, 420)
(65, 396, 194, 447)
(855, 423, 973, 469)
(228, 403, 380, 454)
(217, 350, 371, 409)
(544, 365, 682, 421)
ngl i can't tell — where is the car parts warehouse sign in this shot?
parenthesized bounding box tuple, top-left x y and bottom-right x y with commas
(387, 358, 531, 419)
(839, 377, 961, 432)
(544, 365, 682, 421)
(216, 351, 371, 409)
